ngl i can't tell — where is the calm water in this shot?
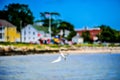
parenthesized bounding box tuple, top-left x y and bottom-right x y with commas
(0, 53, 120, 80)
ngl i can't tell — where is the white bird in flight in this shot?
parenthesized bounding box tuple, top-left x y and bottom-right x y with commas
(51, 49, 68, 63)
(51, 56, 62, 63)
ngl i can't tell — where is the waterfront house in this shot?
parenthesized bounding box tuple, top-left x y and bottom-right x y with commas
(72, 33, 83, 44)
(21, 24, 51, 43)
(76, 27, 101, 41)
(0, 19, 20, 42)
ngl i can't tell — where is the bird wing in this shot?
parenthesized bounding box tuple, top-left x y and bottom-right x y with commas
(60, 50, 66, 58)
(51, 56, 62, 63)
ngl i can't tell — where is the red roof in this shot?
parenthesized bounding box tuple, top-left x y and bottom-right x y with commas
(76, 28, 101, 40)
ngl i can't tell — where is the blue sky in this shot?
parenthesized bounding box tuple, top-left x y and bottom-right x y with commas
(0, 0, 120, 30)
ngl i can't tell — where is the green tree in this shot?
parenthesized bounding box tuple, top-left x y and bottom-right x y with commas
(40, 12, 60, 26)
(0, 3, 34, 31)
(58, 21, 76, 40)
(98, 25, 120, 43)
(116, 31, 120, 42)
(67, 30, 76, 41)
(81, 31, 91, 43)
(39, 12, 61, 36)
(39, 12, 76, 40)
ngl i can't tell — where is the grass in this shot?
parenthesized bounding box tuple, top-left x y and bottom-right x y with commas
(0, 42, 120, 50)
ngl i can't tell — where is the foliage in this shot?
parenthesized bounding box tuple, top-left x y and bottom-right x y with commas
(81, 30, 91, 43)
(98, 25, 120, 43)
(39, 12, 76, 40)
(58, 21, 75, 38)
(66, 30, 76, 41)
(0, 3, 34, 32)
(39, 12, 61, 36)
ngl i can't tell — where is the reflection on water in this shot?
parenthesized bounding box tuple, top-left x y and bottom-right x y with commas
(0, 53, 120, 80)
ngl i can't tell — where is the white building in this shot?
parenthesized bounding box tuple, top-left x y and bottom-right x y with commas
(21, 24, 50, 43)
(59, 29, 70, 37)
(72, 33, 83, 44)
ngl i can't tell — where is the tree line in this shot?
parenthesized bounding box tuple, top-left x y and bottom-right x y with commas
(82, 25, 120, 43)
(0, 3, 76, 41)
(0, 3, 120, 43)
(98, 25, 120, 43)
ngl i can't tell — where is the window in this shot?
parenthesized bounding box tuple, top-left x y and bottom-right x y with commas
(0, 26, 4, 30)
(7, 36, 9, 40)
(33, 32, 35, 35)
(0, 27, 2, 30)
(29, 27, 30, 29)
(24, 31, 26, 35)
(0, 33, 2, 39)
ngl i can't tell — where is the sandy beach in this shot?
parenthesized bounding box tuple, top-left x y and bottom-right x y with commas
(0, 45, 120, 56)
(62, 47, 120, 54)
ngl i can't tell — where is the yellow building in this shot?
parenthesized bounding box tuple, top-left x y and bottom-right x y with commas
(0, 19, 20, 42)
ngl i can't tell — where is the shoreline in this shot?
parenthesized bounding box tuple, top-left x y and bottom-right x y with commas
(0, 46, 120, 56)
(63, 47, 120, 54)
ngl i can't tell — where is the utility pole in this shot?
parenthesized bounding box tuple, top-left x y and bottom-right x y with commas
(48, 13, 52, 39)
(6, 25, 8, 42)
(20, 20, 22, 42)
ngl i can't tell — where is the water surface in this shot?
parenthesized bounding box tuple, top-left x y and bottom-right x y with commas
(0, 53, 120, 80)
